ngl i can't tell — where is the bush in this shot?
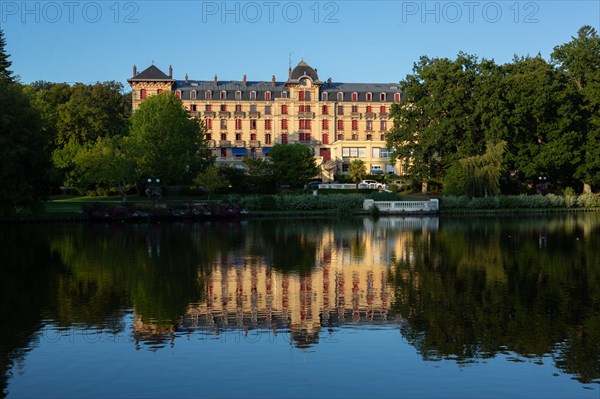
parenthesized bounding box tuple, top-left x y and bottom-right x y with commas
(578, 193, 600, 208)
(439, 195, 469, 209)
(545, 193, 565, 208)
(466, 196, 500, 209)
(368, 191, 401, 201)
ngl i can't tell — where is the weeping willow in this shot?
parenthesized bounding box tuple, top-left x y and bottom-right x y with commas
(459, 141, 506, 197)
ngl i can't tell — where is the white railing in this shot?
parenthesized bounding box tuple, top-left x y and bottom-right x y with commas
(318, 183, 357, 190)
(363, 199, 439, 213)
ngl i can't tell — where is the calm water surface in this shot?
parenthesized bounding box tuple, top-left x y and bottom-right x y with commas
(1, 215, 599, 398)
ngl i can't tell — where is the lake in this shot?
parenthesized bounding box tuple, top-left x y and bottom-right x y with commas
(1, 214, 599, 398)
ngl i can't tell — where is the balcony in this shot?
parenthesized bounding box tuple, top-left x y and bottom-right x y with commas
(379, 112, 389, 118)
(351, 112, 361, 118)
(190, 111, 200, 118)
(204, 111, 216, 118)
(234, 111, 245, 118)
(219, 140, 232, 147)
(249, 111, 260, 118)
(365, 112, 376, 119)
(206, 140, 217, 147)
(249, 140, 261, 147)
(298, 112, 315, 119)
(234, 140, 246, 147)
(219, 111, 230, 118)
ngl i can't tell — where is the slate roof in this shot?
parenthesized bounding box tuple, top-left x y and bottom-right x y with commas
(128, 65, 174, 82)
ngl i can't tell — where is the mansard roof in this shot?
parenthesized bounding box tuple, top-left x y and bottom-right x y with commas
(128, 65, 174, 82)
(288, 60, 321, 83)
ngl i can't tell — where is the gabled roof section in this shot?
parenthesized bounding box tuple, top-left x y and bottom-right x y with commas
(128, 65, 174, 82)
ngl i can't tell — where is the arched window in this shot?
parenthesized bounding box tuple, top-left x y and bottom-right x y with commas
(175, 90, 181, 99)
(282, 91, 288, 99)
(205, 90, 212, 100)
(220, 90, 227, 100)
(337, 92, 344, 102)
(235, 91, 242, 100)
(265, 91, 271, 101)
(366, 92, 372, 102)
(351, 92, 358, 102)
(380, 92, 387, 102)
(190, 90, 197, 100)
(250, 91, 257, 100)
(321, 92, 328, 101)
(394, 93, 401, 102)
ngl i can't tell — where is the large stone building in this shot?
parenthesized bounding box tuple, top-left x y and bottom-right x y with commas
(128, 61, 403, 180)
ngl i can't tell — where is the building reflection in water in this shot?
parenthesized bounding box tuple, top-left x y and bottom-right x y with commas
(133, 217, 439, 349)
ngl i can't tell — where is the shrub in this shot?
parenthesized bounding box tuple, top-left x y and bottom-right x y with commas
(578, 193, 600, 208)
(545, 193, 565, 208)
(439, 195, 469, 209)
(467, 196, 500, 209)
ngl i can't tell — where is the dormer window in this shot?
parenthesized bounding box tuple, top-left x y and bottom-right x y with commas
(235, 91, 242, 100)
(220, 90, 227, 100)
(337, 92, 344, 102)
(205, 90, 212, 100)
(281, 91, 288, 99)
(321, 92, 328, 101)
(265, 91, 271, 101)
(351, 92, 358, 102)
(380, 92, 387, 102)
(190, 90, 197, 100)
(394, 93, 401, 102)
(366, 92, 372, 102)
(250, 91, 256, 100)
(175, 90, 181, 99)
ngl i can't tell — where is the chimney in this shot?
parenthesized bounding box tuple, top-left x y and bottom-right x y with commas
(328, 77, 332, 88)
(133, 65, 137, 76)
(185, 73, 188, 84)
(288, 67, 292, 79)
(243, 74, 247, 88)
(169, 65, 173, 78)
(272, 75, 276, 87)
(214, 74, 218, 87)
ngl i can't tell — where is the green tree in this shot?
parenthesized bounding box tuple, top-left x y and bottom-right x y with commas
(552, 25, 600, 191)
(127, 92, 213, 185)
(0, 28, 14, 81)
(0, 82, 50, 217)
(459, 141, 506, 197)
(348, 159, 366, 188)
(194, 164, 229, 199)
(269, 144, 319, 188)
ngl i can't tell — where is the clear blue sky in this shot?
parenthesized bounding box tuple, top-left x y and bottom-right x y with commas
(2, 1, 599, 90)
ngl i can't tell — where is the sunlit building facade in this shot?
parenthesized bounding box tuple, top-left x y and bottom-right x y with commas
(128, 61, 404, 180)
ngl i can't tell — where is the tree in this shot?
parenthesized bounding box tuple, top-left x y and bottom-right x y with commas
(348, 159, 366, 188)
(552, 25, 600, 191)
(127, 92, 213, 185)
(0, 29, 14, 81)
(0, 81, 50, 217)
(459, 141, 506, 197)
(269, 144, 319, 188)
(194, 164, 229, 199)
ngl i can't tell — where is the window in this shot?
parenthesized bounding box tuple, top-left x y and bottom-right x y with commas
(220, 90, 227, 100)
(337, 92, 344, 101)
(337, 120, 344, 130)
(372, 148, 380, 158)
(380, 92, 386, 102)
(281, 133, 288, 144)
(352, 120, 358, 131)
(265, 105, 271, 115)
(140, 89, 147, 100)
(380, 105, 387, 113)
(322, 133, 329, 144)
(380, 133, 386, 141)
(394, 93, 401, 102)
(337, 105, 344, 115)
(235, 119, 242, 130)
(235, 133, 242, 141)
(366, 105, 372, 113)
(366, 92, 372, 102)
(322, 120, 329, 130)
(205, 104, 212, 112)
(191, 90, 197, 100)
(250, 133, 257, 141)
(281, 119, 288, 130)
(250, 119, 257, 130)
(235, 91, 242, 100)
(250, 91, 256, 100)
(157, 89, 163, 95)
(205, 90, 212, 100)
(366, 120, 373, 131)
(265, 133, 272, 144)
(206, 133, 212, 141)
(220, 104, 227, 112)
(366, 134, 372, 140)
(220, 133, 227, 140)
(220, 148, 227, 157)
(321, 92, 328, 101)
(265, 119, 272, 130)
(351, 105, 358, 113)
(206, 119, 212, 129)
(175, 90, 181, 99)
(299, 105, 311, 113)
(322, 105, 329, 115)
(282, 91, 288, 99)
(235, 104, 242, 112)
(281, 104, 288, 115)
(299, 91, 305, 101)
(337, 133, 344, 141)
(220, 119, 227, 129)
(352, 92, 358, 102)
(381, 148, 392, 158)
(342, 147, 366, 158)
(249, 104, 256, 113)
(352, 134, 358, 140)
(299, 120, 311, 130)
(380, 120, 387, 131)
(190, 104, 197, 112)
(250, 148, 257, 158)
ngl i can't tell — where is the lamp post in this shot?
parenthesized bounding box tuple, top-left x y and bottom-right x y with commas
(145, 178, 163, 201)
